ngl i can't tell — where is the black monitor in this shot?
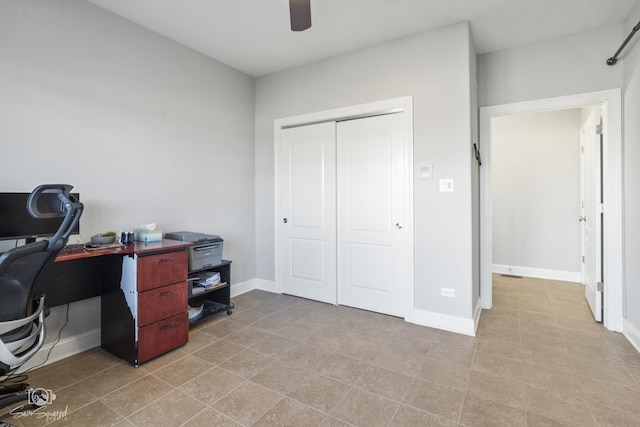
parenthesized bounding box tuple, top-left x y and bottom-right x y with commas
(0, 192, 80, 242)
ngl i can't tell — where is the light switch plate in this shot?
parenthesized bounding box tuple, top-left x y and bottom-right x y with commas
(439, 179, 454, 192)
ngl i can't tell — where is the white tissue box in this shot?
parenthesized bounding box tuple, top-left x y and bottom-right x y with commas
(134, 229, 162, 242)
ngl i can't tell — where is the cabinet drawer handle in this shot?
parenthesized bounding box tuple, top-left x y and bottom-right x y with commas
(157, 257, 174, 264)
(158, 323, 175, 331)
(158, 291, 174, 297)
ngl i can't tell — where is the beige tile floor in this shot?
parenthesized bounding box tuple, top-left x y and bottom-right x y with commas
(2, 274, 640, 426)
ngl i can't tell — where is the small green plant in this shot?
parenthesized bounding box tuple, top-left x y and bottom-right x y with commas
(101, 231, 116, 237)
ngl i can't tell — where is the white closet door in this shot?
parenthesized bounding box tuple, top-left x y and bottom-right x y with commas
(337, 113, 406, 317)
(278, 122, 337, 304)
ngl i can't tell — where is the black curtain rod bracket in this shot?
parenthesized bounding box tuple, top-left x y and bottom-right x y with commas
(607, 20, 640, 66)
(473, 142, 482, 166)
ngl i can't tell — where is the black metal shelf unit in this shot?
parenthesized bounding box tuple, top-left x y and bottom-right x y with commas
(187, 260, 232, 326)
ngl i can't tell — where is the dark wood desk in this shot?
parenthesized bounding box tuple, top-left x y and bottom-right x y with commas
(42, 239, 193, 365)
(41, 240, 191, 307)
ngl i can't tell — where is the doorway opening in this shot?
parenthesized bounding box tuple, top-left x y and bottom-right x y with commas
(479, 90, 623, 332)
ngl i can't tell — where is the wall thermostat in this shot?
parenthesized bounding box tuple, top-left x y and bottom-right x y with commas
(419, 164, 433, 180)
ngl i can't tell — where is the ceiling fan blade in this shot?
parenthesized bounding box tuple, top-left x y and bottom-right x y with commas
(290, 0, 311, 31)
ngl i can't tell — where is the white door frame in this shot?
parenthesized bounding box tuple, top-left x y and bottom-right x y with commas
(274, 96, 414, 319)
(479, 89, 623, 331)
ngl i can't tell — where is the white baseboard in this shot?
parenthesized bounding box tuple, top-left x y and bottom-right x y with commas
(411, 308, 477, 337)
(623, 318, 640, 354)
(493, 264, 581, 283)
(17, 328, 101, 373)
(230, 278, 277, 298)
(255, 279, 277, 293)
(230, 278, 257, 298)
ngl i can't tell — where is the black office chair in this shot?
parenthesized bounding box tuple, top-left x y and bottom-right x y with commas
(0, 185, 83, 412)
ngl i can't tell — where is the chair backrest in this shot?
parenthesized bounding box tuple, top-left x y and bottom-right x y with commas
(0, 185, 83, 321)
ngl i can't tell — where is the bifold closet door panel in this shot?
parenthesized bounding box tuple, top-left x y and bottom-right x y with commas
(336, 113, 407, 317)
(278, 122, 337, 304)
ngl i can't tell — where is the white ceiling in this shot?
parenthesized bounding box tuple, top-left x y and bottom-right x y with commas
(87, 0, 638, 77)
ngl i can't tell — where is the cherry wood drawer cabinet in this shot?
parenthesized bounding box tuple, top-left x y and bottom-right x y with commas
(101, 240, 191, 366)
(138, 281, 187, 326)
(137, 312, 188, 363)
(137, 250, 188, 291)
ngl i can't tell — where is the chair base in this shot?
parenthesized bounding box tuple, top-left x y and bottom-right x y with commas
(0, 390, 29, 411)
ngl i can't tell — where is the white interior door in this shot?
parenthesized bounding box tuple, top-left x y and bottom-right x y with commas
(581, 108, 603, 322)
(336, 113, 406, 317)
(278, 122, 337, 304)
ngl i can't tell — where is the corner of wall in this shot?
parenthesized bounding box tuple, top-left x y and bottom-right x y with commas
(411, 307, 478, 337)
(623, 318, 640, 354)
(230, 278, 262, 297)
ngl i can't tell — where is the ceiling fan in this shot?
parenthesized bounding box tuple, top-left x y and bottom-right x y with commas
(289, 0, 312, 31)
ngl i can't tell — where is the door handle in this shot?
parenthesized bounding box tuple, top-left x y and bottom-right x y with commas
(283, 218, 288, 224)
(579, 216, 586, 222)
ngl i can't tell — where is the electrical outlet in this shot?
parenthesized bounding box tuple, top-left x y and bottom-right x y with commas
(441, 288, 455, 298)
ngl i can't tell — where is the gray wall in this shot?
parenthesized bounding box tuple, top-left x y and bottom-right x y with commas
(470, 33, 480, 307)
(623, 2, 640, 342)
(255, 22, 478, 319)
(491, 109, 582, 275)
(0, 0, 256, 343)
(478, 24, 623, 107)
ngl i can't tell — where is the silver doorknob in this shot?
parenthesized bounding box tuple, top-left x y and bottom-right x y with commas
(283, 218, 288, 224)
(579, 216, 586, 222)
(395, 223, 402, 229)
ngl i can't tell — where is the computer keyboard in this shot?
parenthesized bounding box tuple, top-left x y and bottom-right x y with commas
(61, 243, 86, 253)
